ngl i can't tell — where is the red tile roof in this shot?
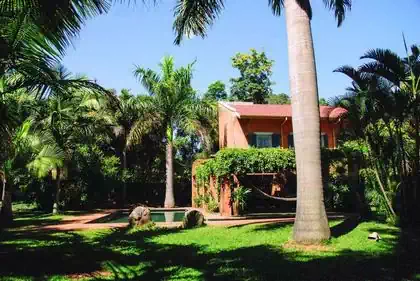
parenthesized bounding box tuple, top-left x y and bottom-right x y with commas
(220, 102, 347, 120)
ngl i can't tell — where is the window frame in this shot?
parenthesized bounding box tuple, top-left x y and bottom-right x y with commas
(255, 132, 273, 148)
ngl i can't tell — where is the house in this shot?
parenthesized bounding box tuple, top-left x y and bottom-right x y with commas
(218, 102, 347, 149)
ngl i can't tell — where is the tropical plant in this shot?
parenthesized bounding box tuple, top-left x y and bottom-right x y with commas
(0, 119, 33, 220)
(334, 42, 420, 224)
(232, 186, 251, 211)
(134, 56, 215, 208)
(172, 0, 352, 243)
(25, 66, 107, 213)
(104, 89, 158, 204)
(0, 0, 111, 58)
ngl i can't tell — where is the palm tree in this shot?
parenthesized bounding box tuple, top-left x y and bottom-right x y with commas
(26, 66, 107, 213)
(0, 0, 111, 58)
(134, 56, 214, 208)
(104, 89, 157, 204)
(172, 0, 351, 242)
(336, 44, 420, 222)
(333, 67, 399, 219)
(359, 46, 420, 207)
(1, 119, 34, 222)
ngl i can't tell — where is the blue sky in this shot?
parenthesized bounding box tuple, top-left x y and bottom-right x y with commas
(62, 0, 420, 99)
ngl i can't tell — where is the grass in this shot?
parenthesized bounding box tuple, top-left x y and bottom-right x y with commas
(0, 209, 419, 281)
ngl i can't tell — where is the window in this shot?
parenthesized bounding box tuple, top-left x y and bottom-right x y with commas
(248, 133, 281, 148)
(321, 133, 329, 148)
(288, 133, 294, 148)
(256, 133, 272, 148)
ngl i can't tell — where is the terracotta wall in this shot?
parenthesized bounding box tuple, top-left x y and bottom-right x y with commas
(218, 108, 342, 149)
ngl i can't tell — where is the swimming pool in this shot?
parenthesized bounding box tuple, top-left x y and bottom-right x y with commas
(98, 210, 186, 223)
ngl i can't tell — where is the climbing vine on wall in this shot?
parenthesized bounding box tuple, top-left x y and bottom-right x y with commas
(195, 148, 296, 193)
(195, 148, 347, 193)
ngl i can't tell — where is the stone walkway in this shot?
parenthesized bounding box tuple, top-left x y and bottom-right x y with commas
(40, 210, 127, 231)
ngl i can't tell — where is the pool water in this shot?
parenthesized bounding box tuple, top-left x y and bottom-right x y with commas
(104, 211, 186, 223)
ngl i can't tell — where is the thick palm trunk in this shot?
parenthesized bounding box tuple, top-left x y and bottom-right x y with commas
(284, 0, 330, 243)
(164, 142, 175, 208)
(53, 168, 61, 215)
(122, 150, 127, 205)
(1, 176, 5, 202)
(0, 173, 12, 224)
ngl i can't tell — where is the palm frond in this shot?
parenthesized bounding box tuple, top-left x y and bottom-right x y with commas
(0, 0, 111, 54)
(322, 0, 351, 27)
(133, 67, 161, 95)
(126, 116, 157, 149)
(360, 49, 406, 84)
(173, 0, 225, 45)
(27, 143, 64, 179)
(268, 0, 283, 16)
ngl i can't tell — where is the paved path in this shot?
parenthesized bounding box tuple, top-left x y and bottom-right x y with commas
(40, 210, 128, 231)
(26, 210, 349, 231)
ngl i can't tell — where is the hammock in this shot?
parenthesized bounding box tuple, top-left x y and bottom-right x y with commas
(237, 174, 297, 202)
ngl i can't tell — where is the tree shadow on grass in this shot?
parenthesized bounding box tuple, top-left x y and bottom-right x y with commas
(0, 226, 181, 278)
(1, 222, 420, 281)
(248, 220, 293, 231)
(93, 240, 419, 281)
(331, 215, 361, 238)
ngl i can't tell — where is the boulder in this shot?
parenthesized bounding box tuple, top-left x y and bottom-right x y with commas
(128, 206, 151, 227)
(182, 209, 205, 229)
(368, 232, 381, 241)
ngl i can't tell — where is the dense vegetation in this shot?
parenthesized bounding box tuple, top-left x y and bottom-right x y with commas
(333, 42, 420, 225)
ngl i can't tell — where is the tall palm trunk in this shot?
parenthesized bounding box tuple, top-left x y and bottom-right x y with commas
(284, 0, 330, 243)
(53, 168, 61, 215)
(164, 141, 175, 207)
(122, 150, 127, 205)
(1, 175, 5, 203)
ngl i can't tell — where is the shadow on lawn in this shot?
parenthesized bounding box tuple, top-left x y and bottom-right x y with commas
(1, 222, 419, 281)
(331, 215, 361, 238)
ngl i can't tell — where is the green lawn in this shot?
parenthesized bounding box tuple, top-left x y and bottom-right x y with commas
(0, 212, 419, 281)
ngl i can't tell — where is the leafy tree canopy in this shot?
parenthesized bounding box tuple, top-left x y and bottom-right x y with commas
(268, 93, 290, 104)
(319, 98, 330, 106)
(204, 80, 227, 101)
(230, 49, 274, 104)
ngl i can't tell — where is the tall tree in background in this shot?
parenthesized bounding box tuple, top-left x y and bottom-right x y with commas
(204, 80, 227, 101)
(229, 49, 273, 104)
(27, 65, 107, 213)
(268, 93, 291, 104)
(173, 0, 352, 243)
(319, 98, 329, 106)
(105, 89, 156, 205)
(134, 56, 214, 208)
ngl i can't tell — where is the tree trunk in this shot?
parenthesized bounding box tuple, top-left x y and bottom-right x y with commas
(414, 116, 420, 206)
(373, 166, 397, 218)
(1, 176, 5, 202)
(164, 142, 175, 208)
(122, 150, 127, 206)
(53, 168, 61, 215)
(285, 0, 330, 243)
